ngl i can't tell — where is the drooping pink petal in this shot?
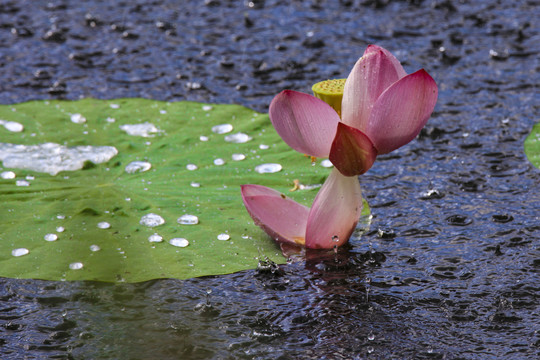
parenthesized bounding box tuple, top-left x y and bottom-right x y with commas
(329, 122, 377, 176)
(241, 184, 310, 246)
(304, 168, 363, 249)
(342, 46, 407, 131)
(365, 69, 438, 154)
(269, 90, 340, 158)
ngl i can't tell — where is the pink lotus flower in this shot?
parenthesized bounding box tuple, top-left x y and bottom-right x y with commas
(241, 45, 438, 249)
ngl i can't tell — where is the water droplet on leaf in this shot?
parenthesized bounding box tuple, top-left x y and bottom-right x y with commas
(70, 113, 86, 124)
(90, 245, 101, 252)
(69, 262, 84, 270)
(217, 233, 230, 241)
(232, 153, 246, 161)
(255, 163, 282, 174)
(140, 213, 165, 227)
(125, 161, 152, 174)
(213, 158, 225, 166)
(169, 238, 189, 247)
(186, 164, 198, 171)
(44, 233, 58, 242)
(16, 180, 30, 186)
(211, 123, 233, 134)
(1, 171, 16, 179)
(119, 123, 160, 137)
(0, 120, 24, 132)
(224, 132, 252, 143)
(177, 214, 199, 225)
(97, 221, 111, 229)
(148, 234, 163, 243)
(12, 248, 29, 257)
(321, 159, 333, 168)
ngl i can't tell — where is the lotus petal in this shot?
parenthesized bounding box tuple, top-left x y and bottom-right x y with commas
(241, 184, 309, 245)
(329, 122, 377, 176)
(269, 90, 340, 158)
(305, 168, 363, 249)
(365, 69, 438, 154)
(342, 46, 407, 131)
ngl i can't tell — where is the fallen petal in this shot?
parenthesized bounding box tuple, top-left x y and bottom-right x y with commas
(366, 69, 438, 154)
(269, 90, 339, 158)
(305, 168, 363, 249)
(329, 122, 377, 176)
(342, 46, 407, 131)
(241, 184, 309, 245)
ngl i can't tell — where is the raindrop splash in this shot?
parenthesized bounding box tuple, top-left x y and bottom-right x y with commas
(177, 214, 199, 225)
(140, 213, 165, 227)
(255, 163, 282, 174)
(125, 161, 152, 174)
(332, 235, 339, 254)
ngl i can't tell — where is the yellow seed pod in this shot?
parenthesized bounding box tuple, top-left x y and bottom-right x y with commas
(311, 78, 346, 117)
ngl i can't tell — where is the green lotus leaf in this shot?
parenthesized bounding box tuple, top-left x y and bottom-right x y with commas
(0, 99, 370, 282)
(524, 122, 540, 169)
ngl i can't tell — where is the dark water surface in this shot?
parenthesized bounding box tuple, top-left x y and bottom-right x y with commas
(1, 0, 539, 358)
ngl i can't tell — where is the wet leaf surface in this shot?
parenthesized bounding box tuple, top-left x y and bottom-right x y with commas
(0, 98, 346, 282)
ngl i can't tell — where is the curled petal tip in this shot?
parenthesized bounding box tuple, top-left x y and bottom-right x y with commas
(366, 68, 438, 154)
(269, 90, 340, 158)
(329, 122, 377, 176)
(241, 184, 310, 246)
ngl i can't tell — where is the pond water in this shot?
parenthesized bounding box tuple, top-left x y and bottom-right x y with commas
(1, 0, 539, 358)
